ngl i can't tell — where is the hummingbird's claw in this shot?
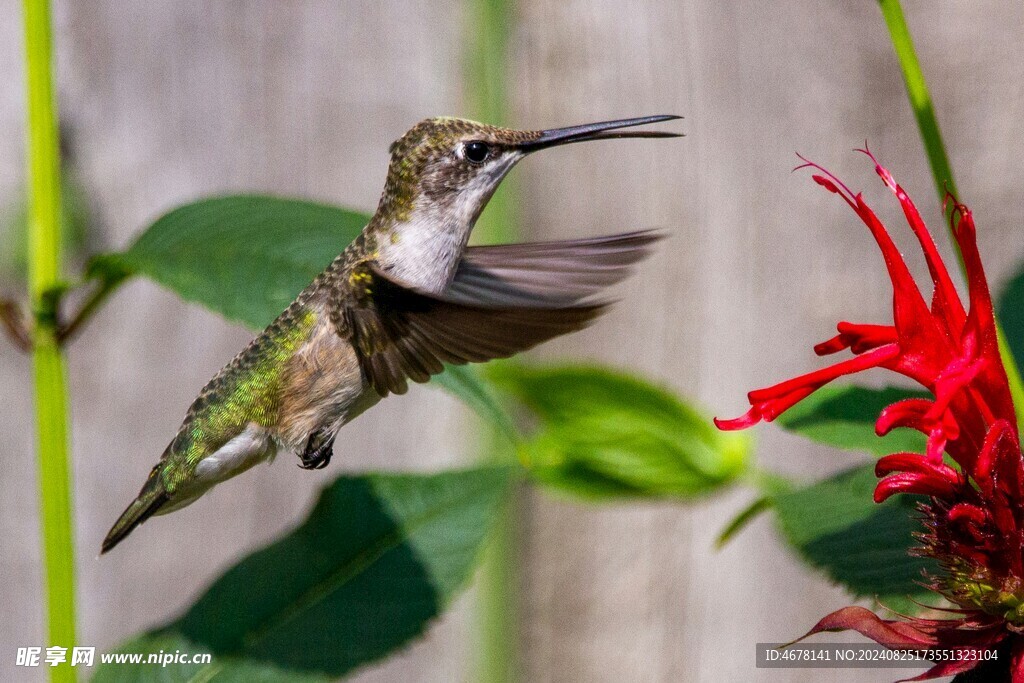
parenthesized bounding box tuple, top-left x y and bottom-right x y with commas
(298, 429, 335, 470)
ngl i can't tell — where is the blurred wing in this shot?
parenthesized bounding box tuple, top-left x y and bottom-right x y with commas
(333, 231, 660, 397)
(446, 230, 663, 307)
(335, 261, 606, 396)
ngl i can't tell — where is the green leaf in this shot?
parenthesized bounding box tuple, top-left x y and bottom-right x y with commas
(774, 465, 939, 610)
(998, 269, 1024, 373)
(88, 196, 369, 329)
(95, 467, 514, 680)
(489, 363, 750, 500)
(775, 385, 929, 457)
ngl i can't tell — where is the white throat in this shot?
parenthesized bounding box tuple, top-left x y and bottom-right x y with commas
(375, 202, 472, 294)
(375, 156, 518, 294)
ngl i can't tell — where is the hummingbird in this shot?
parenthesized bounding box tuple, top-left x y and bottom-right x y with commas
(102, 114, 681, 553)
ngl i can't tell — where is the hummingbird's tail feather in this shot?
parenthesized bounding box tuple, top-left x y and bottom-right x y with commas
(101, 471, 170, 554)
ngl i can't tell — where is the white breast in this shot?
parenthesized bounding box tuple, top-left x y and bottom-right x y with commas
(377, 207, 466, 293)
(194, 422, 275, 485)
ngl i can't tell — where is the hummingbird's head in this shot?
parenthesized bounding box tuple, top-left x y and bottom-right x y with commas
(377, 115, 683, 226)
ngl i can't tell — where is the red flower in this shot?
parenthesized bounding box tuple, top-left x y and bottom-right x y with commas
(717, 151, 1024, 681)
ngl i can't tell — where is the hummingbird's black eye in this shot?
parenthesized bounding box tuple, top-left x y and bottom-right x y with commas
(463, 141, 490, 164)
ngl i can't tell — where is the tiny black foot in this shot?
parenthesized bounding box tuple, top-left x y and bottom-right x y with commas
(299, 428, 335, 470)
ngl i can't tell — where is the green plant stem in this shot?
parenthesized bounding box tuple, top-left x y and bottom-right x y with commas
(464, 0, 519, 680)
(997, 333, 1024, 429)
(56, 274, 124, 344)
(878, 0, 957, 212)
(24, 0, 76, 679)
(879, 0, 1024, 425)
(464, 0, 516, 246)
(475, 433, 521, 683)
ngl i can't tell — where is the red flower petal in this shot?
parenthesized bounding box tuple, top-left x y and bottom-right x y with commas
(715, 344, 899, 430)
(796, 607, 1009, 681)
(861, 146, 966, 336)
(947, 502, 987, 527)
(798, 606, 937, 648)
(876, 398, 960, 442)
(719, 153, 1024, 670)
(814, 321, 897, 356)
(875, 453, 960, 482)
(951, 202, 1018, 432)
(874, 471, 960, 503)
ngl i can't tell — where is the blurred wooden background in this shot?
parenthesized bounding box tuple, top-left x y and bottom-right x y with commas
(2, 2, 1023, 681)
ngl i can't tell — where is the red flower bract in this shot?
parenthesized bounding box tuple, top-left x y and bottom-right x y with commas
(717, 151, 1024, 681)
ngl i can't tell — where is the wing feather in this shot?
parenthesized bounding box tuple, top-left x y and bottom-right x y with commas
(332, 231, 659, 396)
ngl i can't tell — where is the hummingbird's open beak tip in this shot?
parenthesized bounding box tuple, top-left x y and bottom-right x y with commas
(588, 130, 684, 141)
(521, 114, 684, 150)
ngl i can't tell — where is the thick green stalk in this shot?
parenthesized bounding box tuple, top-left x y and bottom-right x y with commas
(879, 0, 1024, 423)
(878, 0, 957, 212)
(464, 0, 516, 245)
(24, 0, 76, 680)
(464, 0, 519, 681)
(474, 433, 520, 683)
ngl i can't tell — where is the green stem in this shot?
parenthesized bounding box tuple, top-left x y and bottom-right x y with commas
(879, 0, 1024, 425)
(878, 0, 957, 211)
(24, 0, 76, 680)
(997, 333, 1024, 430)
(463, 0, 516, 245)
(475, 434, 521, 683)
(56, 274, 124, 345)
(464, 0, 519, 680)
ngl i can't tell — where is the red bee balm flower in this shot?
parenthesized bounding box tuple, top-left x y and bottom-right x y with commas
(717, 152, 1024, 681)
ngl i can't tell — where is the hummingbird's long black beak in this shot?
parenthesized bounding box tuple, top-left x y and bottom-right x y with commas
(518, 114, 683, 151)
